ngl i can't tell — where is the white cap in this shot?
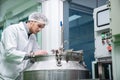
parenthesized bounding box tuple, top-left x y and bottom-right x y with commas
(28, 12, 48, 25)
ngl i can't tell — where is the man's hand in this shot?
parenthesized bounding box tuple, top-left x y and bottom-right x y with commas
(34, 50, 48, 56)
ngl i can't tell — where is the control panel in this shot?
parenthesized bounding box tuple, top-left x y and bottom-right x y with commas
(93, 5, 112, 58)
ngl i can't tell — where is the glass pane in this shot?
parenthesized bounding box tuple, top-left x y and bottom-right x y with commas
(97, 9, 110, 27)
(68, 8, 95, 76)
(69, 9, 94, 51)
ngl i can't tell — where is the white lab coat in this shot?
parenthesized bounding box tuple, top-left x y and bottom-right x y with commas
(0, 22, 40, 80)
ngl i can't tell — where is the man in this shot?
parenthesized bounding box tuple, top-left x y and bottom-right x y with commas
(0, 12, 48, 80)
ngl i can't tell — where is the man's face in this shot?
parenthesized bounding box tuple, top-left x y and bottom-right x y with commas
(30, 21, 45, 34)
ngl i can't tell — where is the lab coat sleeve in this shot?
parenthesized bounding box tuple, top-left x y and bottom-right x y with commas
(1, 28, 26, 64)
(32, 35, 40, 52)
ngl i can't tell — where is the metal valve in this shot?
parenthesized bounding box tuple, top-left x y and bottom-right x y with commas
(51, 48, 63, 67)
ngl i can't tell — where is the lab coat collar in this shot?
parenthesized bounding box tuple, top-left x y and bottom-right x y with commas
(18, 22, 29, 39)
(18, 22, 26, 31)
(23, 22, 30, 34)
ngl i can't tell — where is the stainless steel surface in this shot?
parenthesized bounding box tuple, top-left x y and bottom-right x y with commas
(24, 70, 89, 80)
(24, 51, 89, 80)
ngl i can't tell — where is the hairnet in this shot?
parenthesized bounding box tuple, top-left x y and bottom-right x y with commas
(28, 12, 48, 25)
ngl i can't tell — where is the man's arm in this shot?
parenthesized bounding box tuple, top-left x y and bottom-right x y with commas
(1, 28, 26, 64)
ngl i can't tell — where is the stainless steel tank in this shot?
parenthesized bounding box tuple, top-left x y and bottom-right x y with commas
(23, 50, 89, 80)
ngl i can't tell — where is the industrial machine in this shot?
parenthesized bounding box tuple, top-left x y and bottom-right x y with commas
(110, 0, 120, 79)
(23, 7, 90, 79)
(93, 4, 113, 80)
(23, 49, 89, 80)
